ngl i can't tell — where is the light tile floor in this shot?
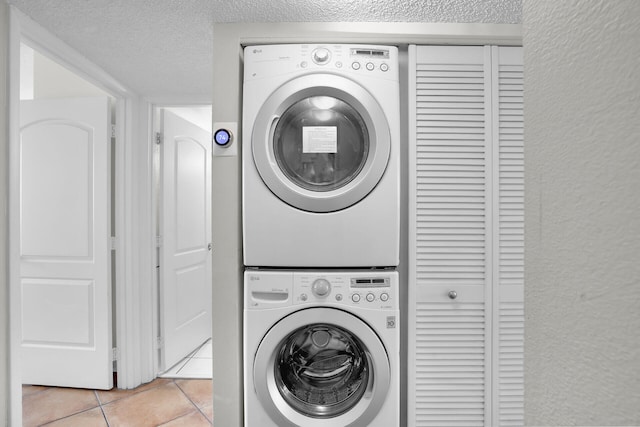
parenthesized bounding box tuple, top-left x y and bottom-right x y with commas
(22, 339, 214, 426)
(160, 339, 212, 379)
(23, 378, 213, 426)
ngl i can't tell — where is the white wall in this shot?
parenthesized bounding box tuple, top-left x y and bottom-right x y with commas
(166, 106, 212, 133)
(1, 2, 9, 425)
(524, 1, 640, 424)
(20, 44, 110, 100)
(32, 48, 109, 99)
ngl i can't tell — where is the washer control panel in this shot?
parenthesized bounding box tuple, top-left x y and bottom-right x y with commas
(246, 270, 397, 310)
(294, 272, 397, 310)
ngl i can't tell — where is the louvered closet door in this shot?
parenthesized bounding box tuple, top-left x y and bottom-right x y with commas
(491, 46, 524, 427)
(408, 45, 524, 427)
(409, 45, 491, 427)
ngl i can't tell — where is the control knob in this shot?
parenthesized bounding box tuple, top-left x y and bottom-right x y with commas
(312, 48, 331, 64)
(311, 278, 331, 297)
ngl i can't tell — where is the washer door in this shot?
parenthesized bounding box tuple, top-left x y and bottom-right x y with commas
(252, 74, 391, 213)
(253, 308, 390, 427)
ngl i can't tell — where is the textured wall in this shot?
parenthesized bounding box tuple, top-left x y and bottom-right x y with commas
(7, 0, 520, 100)
(524, 1, 640, 424)
(1, 1, 9, 424)
(214, 0, 521, 23)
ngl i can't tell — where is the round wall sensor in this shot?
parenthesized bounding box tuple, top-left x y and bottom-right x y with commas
(214, 129, 232, 147)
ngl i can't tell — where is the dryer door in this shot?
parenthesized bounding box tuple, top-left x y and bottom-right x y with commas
(251, 74, 391, 213)
(253, 307, 390, 427)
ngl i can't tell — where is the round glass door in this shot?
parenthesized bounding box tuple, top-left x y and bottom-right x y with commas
(275, 324, 369, 418)
(273, 96, 369, 193)
(253, 308, 390, 426)
(252, 74, 391, 213)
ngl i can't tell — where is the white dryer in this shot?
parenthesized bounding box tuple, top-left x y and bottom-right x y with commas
(242, 44, 400, 267)
(243, 270, 399, 427)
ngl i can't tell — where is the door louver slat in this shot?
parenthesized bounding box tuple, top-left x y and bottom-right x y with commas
(496, 54, 524, 427)
(415, 59, 485, 288)
(415, 303, 486, 427)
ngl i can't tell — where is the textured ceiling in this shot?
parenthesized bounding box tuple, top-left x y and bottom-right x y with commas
(8, 0, 521, 102)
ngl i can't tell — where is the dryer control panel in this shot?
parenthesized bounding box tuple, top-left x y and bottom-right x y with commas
(244, 44, 399, 82)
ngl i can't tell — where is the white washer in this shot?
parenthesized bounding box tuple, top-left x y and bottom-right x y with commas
(244, 270, 399, 427)
(242, 44, 400, 267)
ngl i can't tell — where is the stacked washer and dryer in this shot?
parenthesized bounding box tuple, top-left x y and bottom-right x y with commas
(242, 44, 401, 427)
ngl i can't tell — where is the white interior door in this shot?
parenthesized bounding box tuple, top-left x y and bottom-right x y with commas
(160, 109, 212, 370)
(20, 96, 113, 390)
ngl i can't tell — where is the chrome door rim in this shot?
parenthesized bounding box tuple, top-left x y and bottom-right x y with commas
(251, 73, 391, 213)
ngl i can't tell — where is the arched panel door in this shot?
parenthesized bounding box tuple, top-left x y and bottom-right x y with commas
(159, 109, 212, 371)
(20, 96, 112, 390)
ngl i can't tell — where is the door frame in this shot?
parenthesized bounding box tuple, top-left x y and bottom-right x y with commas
(8, 7, 156, 425)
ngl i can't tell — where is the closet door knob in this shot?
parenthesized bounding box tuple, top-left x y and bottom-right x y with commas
(448, 290, 458, 300)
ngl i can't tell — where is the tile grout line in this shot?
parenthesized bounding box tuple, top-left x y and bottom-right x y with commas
(95, 389, 111, 427)
(174, 379, 214, 426)
(38, 396, 103, 427)
(154, 378, 210, 427)
(27, 388, 102, 426)
(159, 339, 213, 379)
(160, 356, 192, 378)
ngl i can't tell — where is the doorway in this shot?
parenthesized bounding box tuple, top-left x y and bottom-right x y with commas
(152, 106, 213, 379)
(13, 46, 215, 427)
(13, 36, 212, 425)
(18, 42, 116, 389)
(8, 14, 135, 424)
(16, 48, 215, 386)
(9, 9, 215, 426)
